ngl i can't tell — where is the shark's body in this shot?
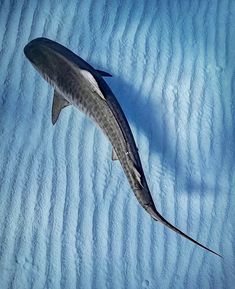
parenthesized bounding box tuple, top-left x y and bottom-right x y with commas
(24, 37, 221, 257)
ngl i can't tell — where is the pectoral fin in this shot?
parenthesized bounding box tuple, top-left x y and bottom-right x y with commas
(52, 90, 70, 125)
(112, 149, 118, 161)
(96, 69, 112, 77)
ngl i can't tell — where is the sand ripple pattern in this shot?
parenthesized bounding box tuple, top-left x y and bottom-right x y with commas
(0, 0, 234, 288)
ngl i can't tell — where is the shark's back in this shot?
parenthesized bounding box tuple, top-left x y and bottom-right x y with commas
(39, 38, 142, 169)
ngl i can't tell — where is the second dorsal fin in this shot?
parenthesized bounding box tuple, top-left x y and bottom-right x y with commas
(112, 149, 118, 161)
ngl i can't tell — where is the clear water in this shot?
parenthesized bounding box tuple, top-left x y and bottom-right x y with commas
(0, 0, 234, 288)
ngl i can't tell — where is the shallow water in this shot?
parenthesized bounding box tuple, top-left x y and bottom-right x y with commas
(0, 0, 234, 288)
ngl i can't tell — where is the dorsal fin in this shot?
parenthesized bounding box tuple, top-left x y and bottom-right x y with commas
(52, 90, 70, 125)
(96, 69, 112, 77)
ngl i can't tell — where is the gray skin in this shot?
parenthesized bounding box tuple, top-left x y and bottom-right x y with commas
(24, 37, 221, 257)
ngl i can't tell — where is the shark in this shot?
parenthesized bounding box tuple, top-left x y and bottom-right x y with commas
(24, 37, 221, 257)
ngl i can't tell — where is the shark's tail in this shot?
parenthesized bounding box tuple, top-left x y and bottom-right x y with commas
(145, 204, 222, 257)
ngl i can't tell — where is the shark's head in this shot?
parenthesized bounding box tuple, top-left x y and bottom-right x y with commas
(24, 37, 110, 101)
(24, 38, 64, 86)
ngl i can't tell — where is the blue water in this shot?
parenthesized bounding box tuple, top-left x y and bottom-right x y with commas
(0, 0, 234, 288)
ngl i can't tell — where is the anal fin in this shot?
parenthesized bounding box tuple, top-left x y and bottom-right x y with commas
(52, 90, 70, 125)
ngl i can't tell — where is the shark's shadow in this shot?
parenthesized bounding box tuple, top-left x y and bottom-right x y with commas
(103, 75, 224, 196)
(107, 77, 169, 162)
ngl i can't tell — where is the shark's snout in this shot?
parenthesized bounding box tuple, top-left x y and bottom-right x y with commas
(24, 40, 39, 59)
(25, 37, 53, 53)
(24, 39, 53, 71)
(24, 42, 34, 60)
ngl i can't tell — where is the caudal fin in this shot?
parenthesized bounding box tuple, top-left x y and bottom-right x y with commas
(146, 205, 222, 257)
